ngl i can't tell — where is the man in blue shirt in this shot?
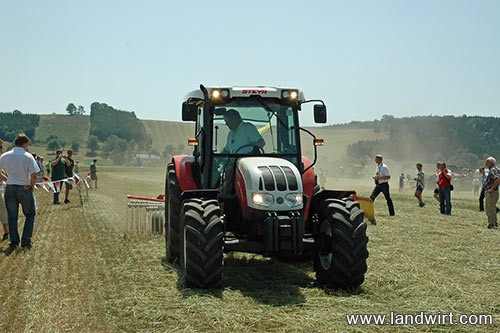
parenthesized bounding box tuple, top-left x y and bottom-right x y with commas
(222, 109, 265, 154)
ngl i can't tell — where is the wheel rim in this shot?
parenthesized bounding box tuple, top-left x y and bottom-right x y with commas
(319, 220, 333, 270)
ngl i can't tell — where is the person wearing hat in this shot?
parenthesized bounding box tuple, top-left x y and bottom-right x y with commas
(370, 154, 395, 217)
(222, 109, 265, 154)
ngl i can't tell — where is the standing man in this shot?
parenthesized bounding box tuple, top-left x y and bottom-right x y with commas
(0, 139, 10, 241)
(414, 162, 425, 207)
(478, 167, 488, 212)
(90, 159, 98, 189)
(63, 150, 75, 204)
(0, 134, 39, 255)
(484, 157, 499, 229)
(399, 173, 405, 192)
(436, 161, 452, 215)
(370, 154, 395, 216)
(50, 150, 69, 204)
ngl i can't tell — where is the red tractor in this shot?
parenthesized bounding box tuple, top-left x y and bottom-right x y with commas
(165, 85, 368, 290)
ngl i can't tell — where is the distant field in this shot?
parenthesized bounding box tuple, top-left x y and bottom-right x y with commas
(142, 120, 387, 164)
(142, 119, 193, 153)
(35, 114, 90, 145)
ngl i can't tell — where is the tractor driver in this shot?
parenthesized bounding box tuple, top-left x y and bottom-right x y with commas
(222, 109, 265, 154)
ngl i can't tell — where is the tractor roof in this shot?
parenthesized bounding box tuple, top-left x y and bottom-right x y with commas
(183, 86, 305, 102)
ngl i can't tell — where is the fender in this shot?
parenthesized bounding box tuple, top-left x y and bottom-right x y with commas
(302, 156, 315, 220)
(172, 155, 198, 192)
(235, 167, 248, 218)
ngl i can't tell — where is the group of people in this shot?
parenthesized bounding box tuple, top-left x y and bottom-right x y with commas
(370, 154, 499, 229)
(0, 133, 99, 255)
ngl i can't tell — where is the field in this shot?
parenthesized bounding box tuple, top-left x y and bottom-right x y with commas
(1, 166, 499, 332)
(35, 114, 91, 145)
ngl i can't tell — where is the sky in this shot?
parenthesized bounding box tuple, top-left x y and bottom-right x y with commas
(1, 0, 499, 125)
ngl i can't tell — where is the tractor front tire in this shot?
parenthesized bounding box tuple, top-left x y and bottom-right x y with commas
(165, 163, 181, 263)
(313, 198, 368, 290)
(180, 198, 224, 288)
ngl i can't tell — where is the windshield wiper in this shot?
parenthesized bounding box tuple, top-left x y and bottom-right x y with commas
(254, 96, 290, 130)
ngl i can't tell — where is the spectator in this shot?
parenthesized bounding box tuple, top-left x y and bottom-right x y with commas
(0, 140, 9, 241)
(35, 156, 44, 182)
(50, 150, 69, 204)
(370, 154, 395, 217)
(478, 167, 488, 212)
(90, 159, 98, 189)
(472, 172, 481, 196)
(484, 157, 499, 229)
(436, 161, 452, 215)
(0, 134, 40, 255)
(0, 177, 9, 241)
(399, 173, 405, 192)
(414, 163, 425, 207)
(432, 162, 441, 203)
(45, 159, 51, 176)
(63, 150, 75, 204)
(74, 160, 80, 174)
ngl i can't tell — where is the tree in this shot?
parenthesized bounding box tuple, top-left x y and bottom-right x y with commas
(66, 103, 77, 115)
(87, 135, 99, 153)
(77, 105, 85, 115)
(47, 139, 60, 152)
(71, 141, 80, 153)
(104, 135, 128, 165)
(163, 144, 175, 159)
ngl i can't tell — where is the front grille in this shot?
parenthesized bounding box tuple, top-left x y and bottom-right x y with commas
(258, 165, 298, 192)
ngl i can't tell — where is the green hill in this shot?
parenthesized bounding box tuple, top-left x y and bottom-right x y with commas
(35, 114, 90, 145)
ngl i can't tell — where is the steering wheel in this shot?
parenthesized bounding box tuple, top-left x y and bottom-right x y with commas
(234, 144, 264, 155)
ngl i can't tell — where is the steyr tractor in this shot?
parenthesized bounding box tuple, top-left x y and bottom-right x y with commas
(165, 85, 368, 290)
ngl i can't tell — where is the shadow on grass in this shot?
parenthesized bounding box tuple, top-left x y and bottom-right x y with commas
(221, 255, 312, 306)
(162, 255, 365, 304)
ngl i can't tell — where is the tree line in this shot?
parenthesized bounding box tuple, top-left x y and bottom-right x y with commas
(0, 111, 40, 142)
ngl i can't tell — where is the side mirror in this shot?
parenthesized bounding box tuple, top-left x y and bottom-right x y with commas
(182, 102, 198, 122)
(314, 105, 327, 123)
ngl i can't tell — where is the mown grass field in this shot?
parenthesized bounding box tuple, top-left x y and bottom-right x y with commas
(1, 167, 499, 332)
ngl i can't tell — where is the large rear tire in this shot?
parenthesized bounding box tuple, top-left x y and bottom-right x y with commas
(165, 163, 181, 263)
(313, 198, 368, 290)
(180, 198, 224, 288)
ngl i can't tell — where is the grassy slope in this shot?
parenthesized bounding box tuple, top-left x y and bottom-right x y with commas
(35, 114, 90, 144)
(142, 119, 193, 153)
(1, 167, 498, 332)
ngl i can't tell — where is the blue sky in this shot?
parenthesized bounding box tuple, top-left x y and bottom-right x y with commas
(1, 0, 499, 125)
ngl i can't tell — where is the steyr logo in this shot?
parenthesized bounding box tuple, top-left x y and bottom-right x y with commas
(241, 89, 268, 94)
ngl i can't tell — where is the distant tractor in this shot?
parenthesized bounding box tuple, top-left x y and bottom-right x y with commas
(165, 85, 368, 290)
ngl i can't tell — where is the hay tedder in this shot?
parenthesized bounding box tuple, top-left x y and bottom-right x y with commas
(158, 84, 372, 290)
(126, 195, 165, 234)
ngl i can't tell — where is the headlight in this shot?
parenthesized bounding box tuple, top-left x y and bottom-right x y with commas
(281, 90, 299, 100)
(211, 90, 220, 98)
(252, 192, 274, 207)
(285, 193, 303, 207)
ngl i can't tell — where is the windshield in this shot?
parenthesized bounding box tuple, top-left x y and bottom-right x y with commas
(212, 98, 297, 155)
(209, 97, 299, 189)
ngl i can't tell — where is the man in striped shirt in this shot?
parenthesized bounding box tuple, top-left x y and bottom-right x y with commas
(484, 156, 500, 229)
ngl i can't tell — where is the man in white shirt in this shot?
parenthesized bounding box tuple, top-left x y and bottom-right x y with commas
(370, 154, 395, 216)
(222, 109, 265, 154)
(0, 134, 40, 255)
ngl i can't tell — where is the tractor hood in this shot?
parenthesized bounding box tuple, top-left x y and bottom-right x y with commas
(236, 157, 304, 211)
